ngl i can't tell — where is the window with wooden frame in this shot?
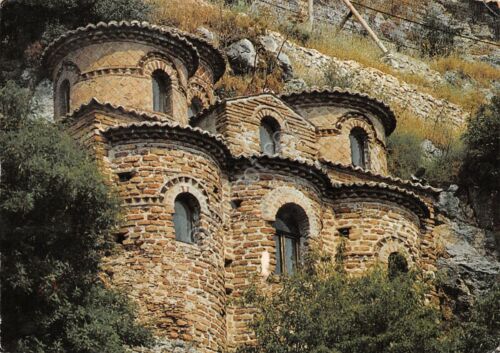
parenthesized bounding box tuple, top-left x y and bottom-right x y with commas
(273, 204, 307, 275)
(259, 116, 281, 155)
(349, 127, 369, 169)
(152, 70, 172, 114)
(173, 192, 200, 244)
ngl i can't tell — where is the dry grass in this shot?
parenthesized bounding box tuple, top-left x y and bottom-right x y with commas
(215, 70, 284, 98)
(391, 108, 463, 147)
(356, 0, 430, 17)
(430, 55, 500, 86)
(305, 29, 394, 74)
(148, 0, 269, 46)
(148, 0, 494, 115)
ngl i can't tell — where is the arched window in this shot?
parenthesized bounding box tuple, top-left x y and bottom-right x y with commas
(152, 70, 172, 114)
(187, 97, 203, 119)
(273, 204, 308, 275)
(388, 252, 409, 279)
(259, 117, 280, 155)
(349, 127, 368, 169)
(59, 79, 70, 116)
(173, 193, 200, 244)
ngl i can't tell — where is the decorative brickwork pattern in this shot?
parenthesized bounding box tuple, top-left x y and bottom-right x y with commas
(43, 22, 441, 353)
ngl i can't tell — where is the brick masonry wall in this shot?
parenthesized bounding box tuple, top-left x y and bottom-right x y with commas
(196, 95, 318, 161)
(224, 167, 426, 349)
(49, 26, 441, 353)
(332, 198, 422, 274)
(53, 41, 217, 125)
(299, 105, 389, 175)
(100, 139, 228, 353)
(225, 169, 325, 349)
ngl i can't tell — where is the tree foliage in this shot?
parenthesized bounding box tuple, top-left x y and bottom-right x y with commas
(239, 256, 500, 353)
(0, 0, 151, 70)
(240, 263, 451, 353)
(0, 81, 152, 352)
(461, 95, 500, 193)
(459, 283, 500, 353)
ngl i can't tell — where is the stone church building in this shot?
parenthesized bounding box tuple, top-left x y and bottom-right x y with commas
(42, 21, 441, 353)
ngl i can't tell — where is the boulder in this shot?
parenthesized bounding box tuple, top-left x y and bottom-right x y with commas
(259, 35, 279, 53)
(226, 39, 257, 74)
(421, 139, 443, 159)
(277, 52, 293, 80)
(196, 27, 217, 43)
(259, 35, 294, 80)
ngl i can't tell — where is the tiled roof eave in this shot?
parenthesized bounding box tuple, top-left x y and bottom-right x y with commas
(41, 21, 201, 79)
(67, 101, 431, 222)
(319, 158, 442, 195)
(329, 182, 431, 220)
(280, 87, 397, 135)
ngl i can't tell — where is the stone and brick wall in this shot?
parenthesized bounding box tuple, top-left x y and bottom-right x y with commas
(43, 22, 441, 353)
(101, 130, 229, 353)
(194, 94, 318, 161)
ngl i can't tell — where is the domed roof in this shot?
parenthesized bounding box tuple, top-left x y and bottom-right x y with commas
(42, 21, 225, 81)
(280, 88, 397, 135)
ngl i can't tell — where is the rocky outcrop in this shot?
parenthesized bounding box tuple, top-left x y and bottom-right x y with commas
(434, 185, 500, 312)
(259, 35, 294, 79)
(268, 31, 469, 126)
(226, 38, 257, 74)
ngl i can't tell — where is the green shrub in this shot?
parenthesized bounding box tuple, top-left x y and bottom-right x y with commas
(461, 95, 500, 192)
(239, 255, 500, 353)
(387, 130, 423, 179)
(0, 81, 152, 352)
(0, 80, 32, 130)
(459, 283, 500, 353)
(239, 261, 456, 353)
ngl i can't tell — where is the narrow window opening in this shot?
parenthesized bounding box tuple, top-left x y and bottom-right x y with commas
(350, 127, 368, 169)
(173, 192, 200, 244)
(231, 199, 243, 209)
(188, 97, 203, 119)
(259, 117, 280, 155)
(152, 70, 172, 114)
(117, 171, 134, 182)
(115, 232, 127, 245)
(388, 252, 409, 279)
(59, 79, 70, 117)
(338, 227, 351, 238)
(273, 204, 308, 275)
(224, 258, 233, 268)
